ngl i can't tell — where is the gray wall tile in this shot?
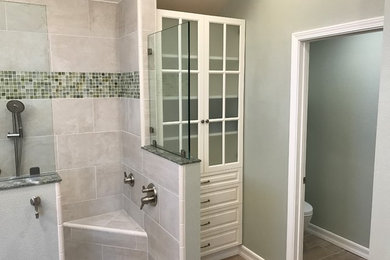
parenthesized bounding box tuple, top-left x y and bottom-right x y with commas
(119, 32, 139, 72)
(0, 2, 6, 30)
(71, 228, 137, 249)
(65, 241, 103, 260)
(0, 139, 15, 178)
(57, 132, 121, 170)
(62, 194, 122, 222)
(52, 99, 94, 135)
(0, 31, 50, 71)
(21, 136, 56, 174)
(20, 99, 53, 137)
(102, 246, 147, 260)
(6, 2, 47, 32)
(142, 150, 179, 195)
(123, 195, 144, 228)
(159, 187, 180, 240)
(118, 0, 137, 37)
(96, 163, 123, 198)
(94, 98, 122, 132)
(90, 1, 118, 38)
(59, 167, 96, 205)
(128, 98, 141, 136)
(122, 132, 142, 172)
(46, 0, 90, 35)
(144, 214, 180, 260)
(50, 35, 119, 73)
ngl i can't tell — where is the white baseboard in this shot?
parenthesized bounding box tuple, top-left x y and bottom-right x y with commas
(306, 224, 369, 259)
(239, 246, 265, 260)
(201, 246, 240, 260)
(201, 245, 265, 260)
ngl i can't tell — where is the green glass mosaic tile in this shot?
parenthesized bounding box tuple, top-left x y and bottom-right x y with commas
(0, 71, 140, 99)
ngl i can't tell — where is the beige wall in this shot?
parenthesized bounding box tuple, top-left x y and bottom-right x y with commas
(158, 0, 385, 259)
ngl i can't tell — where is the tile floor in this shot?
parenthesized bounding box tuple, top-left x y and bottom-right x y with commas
(304, 233, 365, 260)
(222, 234, 365, 260)
(222, 256, 245, 260)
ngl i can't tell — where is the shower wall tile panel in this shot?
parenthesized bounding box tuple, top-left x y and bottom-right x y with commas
(0, 2, 5, 30)
(61, 194, 122, 222)
(6, 1, 47, 33)
(89, 1, 119, 38)
(49, 35, 119, 73)
(46, 0, 90, 36)
(0, 71, 140, 99)
(56, 132, 121, 170)
(0, 31, 50, 71)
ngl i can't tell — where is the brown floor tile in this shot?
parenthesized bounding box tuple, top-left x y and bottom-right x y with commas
(304, 233, 365, 260)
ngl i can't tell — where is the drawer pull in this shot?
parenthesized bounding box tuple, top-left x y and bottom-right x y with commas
(201, 243, 211, 249)
(201, 180, 211, 185)
(201, 199, 210, 204)
(201, 221, 211, 227)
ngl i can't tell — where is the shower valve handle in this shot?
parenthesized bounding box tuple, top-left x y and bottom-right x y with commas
(30, 196, 41, 219)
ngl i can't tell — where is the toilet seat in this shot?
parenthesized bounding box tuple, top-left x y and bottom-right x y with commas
(304, 201, 313, 216)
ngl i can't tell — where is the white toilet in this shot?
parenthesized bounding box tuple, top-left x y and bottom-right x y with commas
(304, 201, 313, 230)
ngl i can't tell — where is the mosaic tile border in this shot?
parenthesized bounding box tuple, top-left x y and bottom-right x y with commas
(0, 71, 140, 99)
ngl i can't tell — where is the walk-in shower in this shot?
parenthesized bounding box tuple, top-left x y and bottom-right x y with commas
(6, 100, 25, 176)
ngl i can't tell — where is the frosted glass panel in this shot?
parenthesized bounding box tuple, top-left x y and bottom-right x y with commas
(209, 122, 222, 165)
(225, 120, 238, 163)
(162, 73, 179, 122)
(162, 18, 179, 69)
(225, 74, 239, 118)
(226, 25, 240, 71)
(209, 23, 223, 70)
(163, 125, 179, 152)
(209, 74, 223, 119)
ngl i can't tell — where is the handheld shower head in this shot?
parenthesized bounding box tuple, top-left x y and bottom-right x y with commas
(7, 100, 25, 114)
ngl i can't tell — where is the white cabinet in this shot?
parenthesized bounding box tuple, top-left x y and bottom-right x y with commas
(157, 10, 245, 257)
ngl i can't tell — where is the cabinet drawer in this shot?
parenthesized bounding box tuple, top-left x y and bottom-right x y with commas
(200, 169, 240, 190)
(200, 185, 240, 211)
(200, 228, 239, 256)
(200, 207, 239, 233)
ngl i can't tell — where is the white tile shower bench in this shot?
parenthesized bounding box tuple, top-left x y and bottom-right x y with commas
(63, 210, 147, 260)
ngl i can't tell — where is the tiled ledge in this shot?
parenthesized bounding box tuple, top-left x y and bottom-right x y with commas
(63, 210, 146, 238)
(142, 145, 201, 165)
(0, 172, 61, 190)
(63, 210, 147, 260)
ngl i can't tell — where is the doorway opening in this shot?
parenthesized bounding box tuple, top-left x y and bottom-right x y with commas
(286, 17, 384, 260)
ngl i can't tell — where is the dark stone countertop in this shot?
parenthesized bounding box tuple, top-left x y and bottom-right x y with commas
(0, 172, 62, 191)
(142, 145, 201, 165)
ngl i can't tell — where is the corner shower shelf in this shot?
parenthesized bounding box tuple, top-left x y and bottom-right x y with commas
(63, 210, 147, 257)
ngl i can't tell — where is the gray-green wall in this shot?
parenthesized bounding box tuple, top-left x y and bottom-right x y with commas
(305, 32, 382, 247)
(157, 0, 385, 259)
(369, 0, 390, 258)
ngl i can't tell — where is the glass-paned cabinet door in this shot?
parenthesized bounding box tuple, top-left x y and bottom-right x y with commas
(158, 16, 200, 159)
(205, 20, 243, 171)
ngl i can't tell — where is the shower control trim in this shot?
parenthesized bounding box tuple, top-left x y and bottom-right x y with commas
(140, 183, 157, 210)
(123, 172, 135, 187)
(7, 133, 21, 138)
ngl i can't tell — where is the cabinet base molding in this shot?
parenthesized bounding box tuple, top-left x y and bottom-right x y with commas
(201, 245, 264, 260)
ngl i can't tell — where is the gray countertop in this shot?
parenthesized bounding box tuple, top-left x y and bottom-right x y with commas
(142, 145, 201, 165)
(0, 172, 62, 191)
